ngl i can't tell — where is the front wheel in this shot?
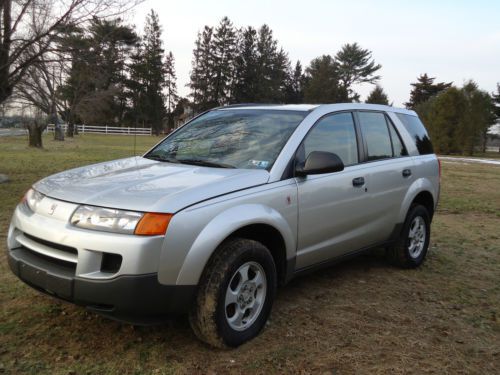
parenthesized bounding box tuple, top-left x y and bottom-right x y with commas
(189, 238, 277, 348)
(386, 204, 431, 268)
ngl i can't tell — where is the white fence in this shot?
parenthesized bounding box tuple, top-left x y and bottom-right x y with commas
(46, 124, 152, 136)
(486, 146, 500, 152)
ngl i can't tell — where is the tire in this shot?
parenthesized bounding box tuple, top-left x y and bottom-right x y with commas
(189, 238, 277, 348)
(386, 204, 431, 268)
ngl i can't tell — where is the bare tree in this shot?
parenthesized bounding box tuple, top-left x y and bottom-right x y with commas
(0, 0, 140, 104)
(14, 54, 66, 139)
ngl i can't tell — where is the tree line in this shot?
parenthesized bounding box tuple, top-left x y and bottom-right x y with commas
(1, 5, 498, 153)
(187, 17, 383, 112)
(2, 10, 387, 145)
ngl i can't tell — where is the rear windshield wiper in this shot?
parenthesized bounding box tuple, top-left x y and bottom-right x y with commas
(177, 158, 235, 169)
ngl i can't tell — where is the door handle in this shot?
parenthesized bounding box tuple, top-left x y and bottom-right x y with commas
(402, 169, 412, 178)
(352, 177, 365, 187)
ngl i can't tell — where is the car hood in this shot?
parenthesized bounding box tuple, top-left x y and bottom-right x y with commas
(34, 157, 270, 212)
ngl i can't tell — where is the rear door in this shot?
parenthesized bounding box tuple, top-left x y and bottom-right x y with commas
(355, 111, 415, 243)
(295, 112, 374, 269)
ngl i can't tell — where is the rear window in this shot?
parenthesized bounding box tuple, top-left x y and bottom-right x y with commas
(396, 113, 434, 155)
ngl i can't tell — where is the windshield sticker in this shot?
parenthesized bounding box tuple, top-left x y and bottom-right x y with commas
(250, 160, 270, 169)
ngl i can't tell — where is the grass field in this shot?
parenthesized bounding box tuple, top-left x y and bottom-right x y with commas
(1, 134, 499, 374)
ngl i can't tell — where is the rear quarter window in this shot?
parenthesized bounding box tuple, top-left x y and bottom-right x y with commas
(395, 113, 434, 155)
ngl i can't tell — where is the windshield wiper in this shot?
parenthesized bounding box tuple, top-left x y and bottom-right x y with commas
(177, 158, 235, 169)
(144, 155, 180, 163)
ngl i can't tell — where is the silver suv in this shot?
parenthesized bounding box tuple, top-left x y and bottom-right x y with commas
(7, 103, 440, 347)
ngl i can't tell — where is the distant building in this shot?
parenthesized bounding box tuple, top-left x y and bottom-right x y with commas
(173, 103, 195, 130)
(486, 123, 500, 152)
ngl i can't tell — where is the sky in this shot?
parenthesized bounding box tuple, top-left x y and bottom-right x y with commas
(128, 0, 500, 107)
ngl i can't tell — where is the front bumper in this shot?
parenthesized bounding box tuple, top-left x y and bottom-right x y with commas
(7, 201, 195, 323)
(7, 247, 195, 323)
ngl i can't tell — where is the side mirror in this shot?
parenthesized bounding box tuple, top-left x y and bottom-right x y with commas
(295, 151, 344, 176)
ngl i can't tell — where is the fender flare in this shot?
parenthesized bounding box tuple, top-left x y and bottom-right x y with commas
(175, 203, 296, 285)
(398, 177, 437, 223)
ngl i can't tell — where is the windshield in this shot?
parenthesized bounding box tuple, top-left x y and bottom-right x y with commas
(144, 109, 308, 170)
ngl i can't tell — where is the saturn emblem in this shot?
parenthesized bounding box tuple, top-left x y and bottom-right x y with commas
(48, 203, 57, 215)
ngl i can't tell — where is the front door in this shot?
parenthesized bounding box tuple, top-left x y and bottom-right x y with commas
(295, 112, 374, 269)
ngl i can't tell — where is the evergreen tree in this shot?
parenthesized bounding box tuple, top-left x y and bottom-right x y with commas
(492, 83, 500, 119)
(416, 87, 465, 154)
(164, 51, 178, 131)
(58, 26, 94, 135)
(366, 85, 389, 105)
(464, 81, 497, 153)
(254, 24, 291, 102)
(137, 10, 167, 135)
(303, 55, 347, 103)
(126, 41, 148, 127)
(405, 74, 452, 109)
(211, 17, 237, 106)
(416, 82, 495, 155)
(335, 43, 381, 101)
(59, 19, 137, 133)
(232, 26, 259, 103)
(188, 27, 214, 112)
(232, 26, 257, 103)
(190, 21, 291, 109)
(85, 18, 137, 127)
(284, 60, 304, 103)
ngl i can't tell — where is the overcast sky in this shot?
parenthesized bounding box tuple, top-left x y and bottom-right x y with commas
(129, 0, 500, 107)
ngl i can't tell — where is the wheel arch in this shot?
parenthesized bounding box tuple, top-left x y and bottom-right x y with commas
(174, 204, 296, 285)
(399, 178, 438, 223)
(411, 190, 435, 219)
(227, 224, 289, 285)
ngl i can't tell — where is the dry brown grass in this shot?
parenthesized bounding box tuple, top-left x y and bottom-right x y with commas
(0, 135, 499, 374)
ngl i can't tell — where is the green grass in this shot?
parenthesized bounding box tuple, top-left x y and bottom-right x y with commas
(0, 134, 499, 374)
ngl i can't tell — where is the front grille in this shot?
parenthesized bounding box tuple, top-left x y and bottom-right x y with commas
(19, 245, 77, 273)
(16, 232, 78, 274)
(23, 233, 78, 256)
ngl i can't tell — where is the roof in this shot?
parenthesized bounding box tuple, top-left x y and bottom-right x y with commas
(217, 103, 416, 116)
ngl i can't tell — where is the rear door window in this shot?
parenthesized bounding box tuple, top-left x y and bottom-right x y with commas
(358, 112, 393, 161)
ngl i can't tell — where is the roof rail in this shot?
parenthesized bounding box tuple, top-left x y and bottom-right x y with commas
(213, 103, 281, 109)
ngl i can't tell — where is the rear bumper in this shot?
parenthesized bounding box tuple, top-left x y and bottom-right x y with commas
(7, 247, 196, 324)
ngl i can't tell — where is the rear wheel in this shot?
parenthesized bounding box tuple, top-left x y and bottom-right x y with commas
(189, 238, 277, 348)
(387, 204, 431, 268)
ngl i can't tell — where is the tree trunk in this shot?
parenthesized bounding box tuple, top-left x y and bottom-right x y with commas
(66, 123, 74, 137)
(26, 121, 47, 148)
(54, 125, 65, 141)
(481, 129, 487, 153)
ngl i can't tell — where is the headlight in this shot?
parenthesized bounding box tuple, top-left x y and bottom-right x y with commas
(23, 188, 45, 212)
(70, 205, 172, 235)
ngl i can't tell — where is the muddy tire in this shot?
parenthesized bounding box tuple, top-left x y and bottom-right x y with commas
(189, 238, 277, 348)
(386, 204, 431, 268)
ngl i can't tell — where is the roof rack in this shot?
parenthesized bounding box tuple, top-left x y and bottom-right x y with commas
(214, 103, 281, 109)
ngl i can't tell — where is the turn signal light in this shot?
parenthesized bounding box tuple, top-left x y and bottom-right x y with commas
(134, 213, 173, 236)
